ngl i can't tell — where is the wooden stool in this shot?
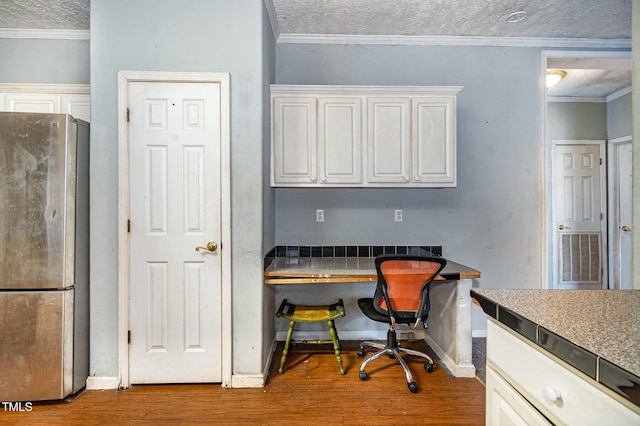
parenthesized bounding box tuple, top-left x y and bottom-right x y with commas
(276, 299, 346, 375)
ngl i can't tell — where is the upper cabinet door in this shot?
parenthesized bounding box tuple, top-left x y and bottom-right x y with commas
(367, 97, 411, 183)
(318, 97, 362, 184)
(272, 97, 317, 184)
(412, 97, 456, 186)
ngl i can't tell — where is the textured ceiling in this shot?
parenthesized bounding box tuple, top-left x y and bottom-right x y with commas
(272, 0, 631, 39)
(0, 0, 89, 30)
(0, 0, 631, 97)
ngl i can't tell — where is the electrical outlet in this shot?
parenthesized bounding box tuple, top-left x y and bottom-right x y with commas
(395, 209, 403, 222)
(316, 209, 324, 222)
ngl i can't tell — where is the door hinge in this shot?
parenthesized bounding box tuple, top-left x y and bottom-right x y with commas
(126, 108, 130, 122)
(600, 157, 602, 165)
(127, 219, 131, 232)
(601, 213, 604, 220)
(128, 330, 131, 344)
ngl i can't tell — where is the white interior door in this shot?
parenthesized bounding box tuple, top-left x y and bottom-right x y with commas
(614, 141, 633, 289)
(128, 81, 222, 383)
(552, 142, 606, 289)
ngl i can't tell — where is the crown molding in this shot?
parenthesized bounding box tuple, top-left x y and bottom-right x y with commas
(607, 86, 632, 102)
(0, 83, 90, 94)
(547, 96, 606, 103)
(547, 85, 632, 104)
(277, 33, 631, 49)
(0, 28, 89, 40)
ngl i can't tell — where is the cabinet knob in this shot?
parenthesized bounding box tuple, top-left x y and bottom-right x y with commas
(543, 385, 562, 402)
(320, 177, 327, 183)
(403, 176, 410, 182)
(310, 177, 317, 183)
(414, 176, 420, 182)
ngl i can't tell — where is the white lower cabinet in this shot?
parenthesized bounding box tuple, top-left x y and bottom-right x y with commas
(486, 318, 640, 425)
(486, 367, 552, 425)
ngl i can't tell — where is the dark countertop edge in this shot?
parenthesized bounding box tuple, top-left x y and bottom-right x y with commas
(471, 289, 640, 410)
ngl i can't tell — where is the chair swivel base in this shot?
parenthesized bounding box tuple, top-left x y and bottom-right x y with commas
(357, 329, 434, 393)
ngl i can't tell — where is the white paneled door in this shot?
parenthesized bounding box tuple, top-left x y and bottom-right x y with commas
(552, 142, 606, 289)
(128, 81, 222, 383)
(614, 142, 632, 289)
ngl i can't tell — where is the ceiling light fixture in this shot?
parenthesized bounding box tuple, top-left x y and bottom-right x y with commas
(546, 70, 566, 89)
(505, 11, 527, 23)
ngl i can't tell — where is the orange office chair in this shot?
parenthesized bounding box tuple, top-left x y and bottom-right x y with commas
(357, 254, 447, 393)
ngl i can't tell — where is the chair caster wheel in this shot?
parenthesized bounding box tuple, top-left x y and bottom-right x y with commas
(357, 349, 365, 357)
(424, 363, 434, 373)
(408, 382, 418, 393)
(359, 371, 369, 381)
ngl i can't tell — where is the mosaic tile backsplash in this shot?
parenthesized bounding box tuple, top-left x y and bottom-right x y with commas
(265, 244, 442, 261)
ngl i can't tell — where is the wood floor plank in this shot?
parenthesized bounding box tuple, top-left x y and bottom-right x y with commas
(0, 341, 484, 425)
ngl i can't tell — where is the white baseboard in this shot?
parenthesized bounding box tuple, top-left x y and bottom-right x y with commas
(424, 334, 476, 378)
(85, 376, 119, 390)
(230, 374, 265, 388)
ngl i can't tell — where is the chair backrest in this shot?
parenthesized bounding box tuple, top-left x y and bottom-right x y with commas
(373, 255, 447, 323)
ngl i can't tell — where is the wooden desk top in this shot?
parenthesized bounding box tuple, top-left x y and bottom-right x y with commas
(264, 257, 480, 284)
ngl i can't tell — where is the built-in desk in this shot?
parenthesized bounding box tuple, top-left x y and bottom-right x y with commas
(265, 256, 481, 377)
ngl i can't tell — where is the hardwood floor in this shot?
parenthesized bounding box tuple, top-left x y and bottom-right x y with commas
(1, 341, 485, 425)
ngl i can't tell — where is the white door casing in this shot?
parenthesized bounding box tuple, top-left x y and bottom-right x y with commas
(118, 71, 231, 388)
(608, 137, 632, 290)
(551, 141, 607, 289)
(541, 50, 631, 291)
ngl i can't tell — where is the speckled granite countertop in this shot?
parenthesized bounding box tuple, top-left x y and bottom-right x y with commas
(471, 289, 640, 408)
(264, 257, 480, 284)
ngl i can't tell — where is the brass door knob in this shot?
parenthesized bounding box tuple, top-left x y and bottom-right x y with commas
(621, 225, 632, 232)
(558, 225, 571, 230)
(195, 241, 218, 252)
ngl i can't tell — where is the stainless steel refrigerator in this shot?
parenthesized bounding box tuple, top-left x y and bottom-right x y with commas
(0, 112, 89, 401)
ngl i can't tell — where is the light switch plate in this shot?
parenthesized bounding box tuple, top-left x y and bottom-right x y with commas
(395, 209, 403, 222)
(316, 209, 324, 222)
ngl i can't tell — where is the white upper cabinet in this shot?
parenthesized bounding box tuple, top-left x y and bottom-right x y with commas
(318, 97, 362, 184)
(271, 85, 461, 188)
(0, 84, 91, 122)
(412, 97, 456, 185)
(367, 97, 411, 184)
(272, 96, 317, 184)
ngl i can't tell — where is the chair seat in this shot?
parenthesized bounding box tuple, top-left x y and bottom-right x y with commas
(358, 297, 427, 326)
(357, 298, 391, 323)
(277, 300, 344, 323)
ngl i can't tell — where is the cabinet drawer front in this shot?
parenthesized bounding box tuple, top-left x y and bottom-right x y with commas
(486, 367, 552, 426)
(487, 319, 640, 425)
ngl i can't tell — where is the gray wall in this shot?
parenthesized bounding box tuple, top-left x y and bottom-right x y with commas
(547, 101, 607, 140)
(261, 6, 278, 366)
(633, 1, 640, 290)
(275, 44, 544, 332)
(90, 0, 270, 378)
(0, 38, 89, 84)
(608, 92, 632, 139)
